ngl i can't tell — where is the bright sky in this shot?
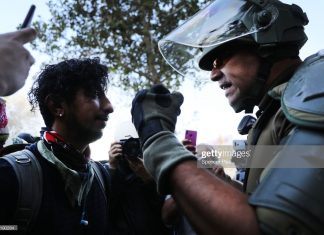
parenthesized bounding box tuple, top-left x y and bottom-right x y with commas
(1, 0, 324, 160)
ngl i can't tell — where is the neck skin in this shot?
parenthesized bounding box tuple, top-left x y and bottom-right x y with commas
(255, 57, 302, 109)
(51, 122, 88, 153)
(264, 57, 302, 91)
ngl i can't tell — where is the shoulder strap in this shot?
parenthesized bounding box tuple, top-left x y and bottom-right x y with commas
(90, 161, 114, 231)
(2, 149, 43, 234)
(90, 161, 111, 205)
(244, 99, 280, 193)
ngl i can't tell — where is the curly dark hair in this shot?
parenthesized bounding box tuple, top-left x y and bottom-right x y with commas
(28, 58, 109, 128)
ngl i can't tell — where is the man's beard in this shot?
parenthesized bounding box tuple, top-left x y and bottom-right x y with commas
(66, 115, 103, 144)
(232, 96, 257, 113)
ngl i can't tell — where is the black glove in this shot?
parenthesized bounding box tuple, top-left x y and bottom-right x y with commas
(131, 84, 184, 143)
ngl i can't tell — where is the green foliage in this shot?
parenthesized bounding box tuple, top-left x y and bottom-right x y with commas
(32, 0, 209, 93)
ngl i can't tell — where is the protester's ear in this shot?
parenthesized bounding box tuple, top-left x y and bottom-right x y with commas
(45, 94, 64, 118)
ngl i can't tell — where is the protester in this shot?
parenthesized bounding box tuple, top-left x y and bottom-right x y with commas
(0, 58, 114, 234)
(0, 132, 40, 157)
(108, 136, 172, 235)
(131, 0, 324, 234)
(0, 28, 36, 96)
(12, 132, 40, 144)
(0, 98, 9, 148)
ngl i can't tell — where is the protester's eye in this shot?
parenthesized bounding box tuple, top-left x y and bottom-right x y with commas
(83, 89, 97, 99)
(95, 90, 105, 98)
(86, 89, 104, 99)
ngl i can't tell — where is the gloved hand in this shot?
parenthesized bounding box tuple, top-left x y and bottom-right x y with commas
(0, 28, 36, 96)
(131, 84, 184, 144)
(131, 85, 196, 194)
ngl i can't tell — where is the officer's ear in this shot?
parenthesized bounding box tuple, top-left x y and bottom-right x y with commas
(44, 94, 65, 118)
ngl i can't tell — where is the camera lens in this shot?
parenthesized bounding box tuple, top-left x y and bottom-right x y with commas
(121, 138, 142, 159)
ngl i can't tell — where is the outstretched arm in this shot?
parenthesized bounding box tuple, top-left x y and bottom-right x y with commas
(169, 160, 261, 235)
(131, 84, 261, 235)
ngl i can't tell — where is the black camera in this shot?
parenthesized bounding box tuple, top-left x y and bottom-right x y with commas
(120, 137, 142, 159)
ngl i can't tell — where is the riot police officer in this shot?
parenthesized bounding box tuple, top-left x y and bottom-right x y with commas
(131, 0, 324, 234)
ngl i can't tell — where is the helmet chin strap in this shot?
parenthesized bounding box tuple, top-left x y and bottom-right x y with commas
(233, 58, 273, 114)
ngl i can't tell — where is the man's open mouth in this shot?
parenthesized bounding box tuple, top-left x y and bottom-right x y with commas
(220, 82, 232, 90)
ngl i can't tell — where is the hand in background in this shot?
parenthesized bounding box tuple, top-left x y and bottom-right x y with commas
(127, 157, 153, 183)
(181, 139, 196, 155)
(210, 165, 243, 190)
(0, 28, 36, 96)
(108, 141, 122, 169)
(210, 164, 231, 181)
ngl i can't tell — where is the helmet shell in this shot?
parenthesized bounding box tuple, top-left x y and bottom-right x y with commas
(199, 0, 309, 71)
(159, 0, 309, 75)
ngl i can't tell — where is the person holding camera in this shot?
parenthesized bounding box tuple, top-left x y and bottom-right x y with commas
(108, 139, 152, 183)
(108, 139, 172, 235)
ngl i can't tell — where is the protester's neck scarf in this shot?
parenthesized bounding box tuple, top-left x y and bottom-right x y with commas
(37, 131, 94, 207)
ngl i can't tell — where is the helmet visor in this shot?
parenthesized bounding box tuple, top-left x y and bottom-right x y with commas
(158, 0, 276, 76)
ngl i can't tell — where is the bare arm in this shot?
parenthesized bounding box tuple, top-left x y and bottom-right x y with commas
(130, 86, 261, 235)
(169, 160, 261, 235)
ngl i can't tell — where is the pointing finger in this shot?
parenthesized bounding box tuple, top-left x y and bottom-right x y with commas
(4, 28, 37, 44)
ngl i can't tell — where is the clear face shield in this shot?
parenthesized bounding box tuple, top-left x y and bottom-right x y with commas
(158, 0, 278, 76)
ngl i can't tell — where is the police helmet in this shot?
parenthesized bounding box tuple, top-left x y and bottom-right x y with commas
(158, 0, 308, 76)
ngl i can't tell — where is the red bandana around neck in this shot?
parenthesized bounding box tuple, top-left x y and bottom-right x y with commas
(43, 131, 91, 160)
